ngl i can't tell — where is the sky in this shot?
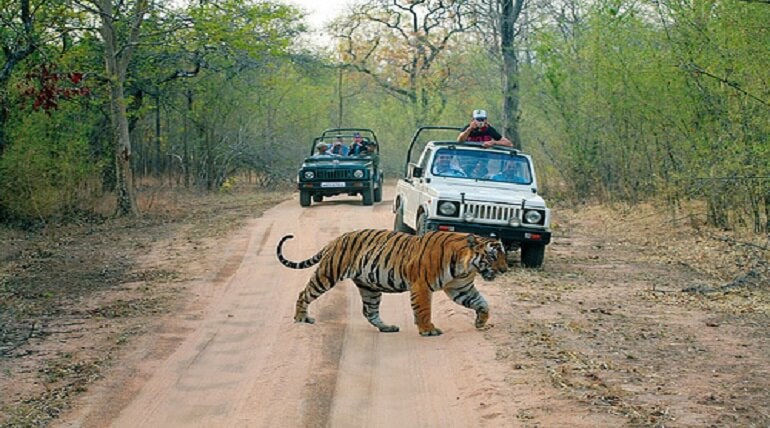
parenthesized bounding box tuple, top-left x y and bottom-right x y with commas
(286, 0, 351, 31)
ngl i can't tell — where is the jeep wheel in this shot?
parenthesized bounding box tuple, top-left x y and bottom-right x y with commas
(362, 187, 374, 206)
(374, 181, 383, 203)
(312, 194, 323, 203)
(394, 205, 412, 234)
(416, 212, 427, 236)
(299, 191, 311, 207)
(520, 243, 545, 268)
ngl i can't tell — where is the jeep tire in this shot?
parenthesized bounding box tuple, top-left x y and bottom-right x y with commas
(416, 211, 427, 236)
(520, 243, 545, 268)
(374, 179, 383, 203)
(299, 191, 311, 207)
(394, 204, 412, 234)
(362, 187, 374, 206)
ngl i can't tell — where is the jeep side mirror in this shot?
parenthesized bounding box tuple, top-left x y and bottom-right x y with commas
(413, 166, 423, 178)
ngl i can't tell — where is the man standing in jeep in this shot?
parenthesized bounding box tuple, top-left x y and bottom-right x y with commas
(457, 109, 513, 148)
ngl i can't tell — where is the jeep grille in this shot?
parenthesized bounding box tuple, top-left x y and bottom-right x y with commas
(462, 203, 521, 223)
(315, 169, 358, 180)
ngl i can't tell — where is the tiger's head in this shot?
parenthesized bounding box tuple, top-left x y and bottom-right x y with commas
(466, 234, 507, 280)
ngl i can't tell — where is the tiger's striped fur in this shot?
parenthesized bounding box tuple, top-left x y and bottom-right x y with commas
(276, 229, 507, 336)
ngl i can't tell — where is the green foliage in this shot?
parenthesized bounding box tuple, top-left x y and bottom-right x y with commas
(1, 0, 767, 233)
(0, 105, 105, 221)
(523, 0, 770, 229)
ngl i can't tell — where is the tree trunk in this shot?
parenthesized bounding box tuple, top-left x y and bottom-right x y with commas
(155, 94, 162, 177)
(96, 0, 146, 216)
(105, 49, 139, 216)
(500, 0, 525, 150)
(0, 99, 8, 157)
(184, 89, 192, 188)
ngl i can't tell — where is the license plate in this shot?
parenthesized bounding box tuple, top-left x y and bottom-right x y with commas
(321, 182, 346, 188)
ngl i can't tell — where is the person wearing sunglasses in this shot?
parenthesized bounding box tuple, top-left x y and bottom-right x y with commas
(457, 109, 513, 148)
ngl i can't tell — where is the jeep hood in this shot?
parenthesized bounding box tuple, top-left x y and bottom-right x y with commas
(427, 180, 546, 208)
(301, 158, 372, 168)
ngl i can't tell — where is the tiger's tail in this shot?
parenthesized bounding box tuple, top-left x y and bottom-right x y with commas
(276, 234, 324, 269)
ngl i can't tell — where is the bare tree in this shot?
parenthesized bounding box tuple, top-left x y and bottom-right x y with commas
(332, 0, 477, 126)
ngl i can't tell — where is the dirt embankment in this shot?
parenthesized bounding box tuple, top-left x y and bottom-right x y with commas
(1, 188, 768, 427)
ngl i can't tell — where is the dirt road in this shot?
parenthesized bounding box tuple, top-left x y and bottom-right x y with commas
(58, 188, 520, 427)
(54, 187, 769, 428)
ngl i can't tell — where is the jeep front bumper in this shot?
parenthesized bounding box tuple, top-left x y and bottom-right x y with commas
(423, 219, 551, 246)
(298, 180, 372, 194)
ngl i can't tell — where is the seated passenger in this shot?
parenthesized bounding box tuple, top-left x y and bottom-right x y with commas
(490, 160, 528, 183)
(468, 160, 488, 179)
(313, 142, 331, 157)
(330, 135, 349, 156)
(349, 132, 367, 155)
(433, 154, 467, 177)
(363, 140, 378, 157)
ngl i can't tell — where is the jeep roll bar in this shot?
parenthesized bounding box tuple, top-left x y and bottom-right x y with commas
(403, 126, 463, 177)
(310, 128, 380, 156)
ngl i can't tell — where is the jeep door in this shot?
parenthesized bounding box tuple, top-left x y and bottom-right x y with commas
(401, 149, 434, 229)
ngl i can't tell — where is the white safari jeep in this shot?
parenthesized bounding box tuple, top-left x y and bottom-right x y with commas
(393, 126, 551, 267)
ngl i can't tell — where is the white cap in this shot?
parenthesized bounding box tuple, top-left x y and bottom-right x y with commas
(472, 109, 487, 120)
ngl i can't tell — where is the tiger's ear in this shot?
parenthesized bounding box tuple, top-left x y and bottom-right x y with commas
(466, 234, 476, 246)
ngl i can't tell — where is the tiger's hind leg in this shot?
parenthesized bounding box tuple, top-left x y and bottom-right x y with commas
(295, 269, 338, 324)
(444, 282, 490, 329)
(355, 283, 399, 332)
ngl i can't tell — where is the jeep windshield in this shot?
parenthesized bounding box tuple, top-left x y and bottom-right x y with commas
(431, 148, 533, 185)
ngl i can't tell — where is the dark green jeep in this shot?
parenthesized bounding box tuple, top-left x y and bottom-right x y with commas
(296, 128, 384, 207)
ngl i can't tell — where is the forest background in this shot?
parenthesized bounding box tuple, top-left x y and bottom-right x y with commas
(0, 0, 768, 231)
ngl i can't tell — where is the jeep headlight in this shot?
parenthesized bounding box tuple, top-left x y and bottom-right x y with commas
(523, 210, 543, 224)
(303, 170, 315, 180)
(438, 201, 459, 217)
(353, 169, 364, 179)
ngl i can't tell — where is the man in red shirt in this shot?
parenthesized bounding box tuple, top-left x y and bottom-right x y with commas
(457, 109, 513, 148)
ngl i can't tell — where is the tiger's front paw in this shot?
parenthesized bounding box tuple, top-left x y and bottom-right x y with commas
(295, 315, 315, 324)
(378, 324, 400, 333)
(418, 326, 443, 337)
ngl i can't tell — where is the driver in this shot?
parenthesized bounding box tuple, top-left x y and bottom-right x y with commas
(490, 160, 527, 183)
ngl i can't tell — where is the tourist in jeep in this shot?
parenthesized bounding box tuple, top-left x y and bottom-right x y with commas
(432, 152, 467, 177)
(349, 132, 368, 156)
(457, 109, 513, 148)
(330, 135, 349, 155)
(490, 159, 531, 184)
(313, 142, 331, 158)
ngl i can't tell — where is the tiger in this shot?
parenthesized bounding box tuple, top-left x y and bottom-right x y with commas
(276, 229, 507, 336)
